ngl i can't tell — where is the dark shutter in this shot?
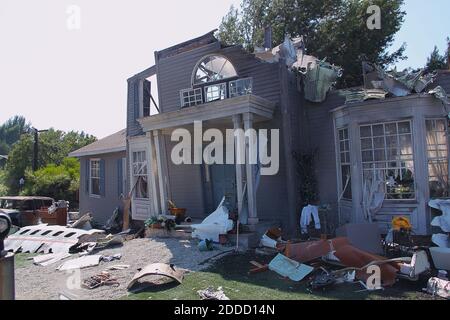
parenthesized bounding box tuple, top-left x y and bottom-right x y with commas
(85, 159, 90, 194)
(117, 158, 123, 197)
(143, 80, 151, 117)
(99, 159, 106, 197)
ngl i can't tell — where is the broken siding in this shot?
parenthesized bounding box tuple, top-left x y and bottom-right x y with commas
(79, 151, 126, 224)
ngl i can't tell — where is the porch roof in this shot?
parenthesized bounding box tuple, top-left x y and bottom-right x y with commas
(137, 94, 277, 132)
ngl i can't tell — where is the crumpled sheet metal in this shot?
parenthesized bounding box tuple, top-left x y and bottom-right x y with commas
(285, 237, 400, 287)
(127, 263, 184, 289)
(377, 66, 436, 96)
(303, 60, 342, 103)
(429, 86, 450, 106)
(4, 224, 104, 254)
(340, 89, 387, 104)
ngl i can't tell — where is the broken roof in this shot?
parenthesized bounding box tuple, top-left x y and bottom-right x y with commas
(156, 29, 219, 60)
(69, 129, 126, 158)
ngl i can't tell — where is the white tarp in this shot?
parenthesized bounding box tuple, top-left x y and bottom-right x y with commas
(428, 199, 450, 232)
(191, 197, 234, 242)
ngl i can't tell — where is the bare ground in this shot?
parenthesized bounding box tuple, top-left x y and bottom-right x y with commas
(14, 237, 232, 300)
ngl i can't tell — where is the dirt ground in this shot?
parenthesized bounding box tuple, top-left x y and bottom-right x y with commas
(14, 237, 232, 300)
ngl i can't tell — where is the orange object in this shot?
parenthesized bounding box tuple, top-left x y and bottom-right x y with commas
(392, 216, 412, 231)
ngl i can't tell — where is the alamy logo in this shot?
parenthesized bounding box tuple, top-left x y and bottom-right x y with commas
(66, 5, 81, 31)
(170, 121, 280, 176)
(366, 5, 381, 30)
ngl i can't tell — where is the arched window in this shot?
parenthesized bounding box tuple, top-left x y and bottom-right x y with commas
(192, 55, 237, 85)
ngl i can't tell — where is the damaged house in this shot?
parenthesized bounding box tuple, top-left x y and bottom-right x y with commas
(70, 30, 450, 238)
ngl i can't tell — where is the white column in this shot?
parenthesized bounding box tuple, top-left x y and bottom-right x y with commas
(243, 113, 258, 226)
(146, 131, 160, 215)
(233, 115, 246, 224)
(153, 130, 169, 215)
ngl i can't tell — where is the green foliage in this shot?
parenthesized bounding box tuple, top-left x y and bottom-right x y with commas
(1, 117, 96, 196)
(293, 150, 319, 206)
(22, 157, 80, 207)
(0, 116, 30, 154)
(218, 0, 406, 87)
(426, 39, 449, 72)
(0, 169, 7, 196)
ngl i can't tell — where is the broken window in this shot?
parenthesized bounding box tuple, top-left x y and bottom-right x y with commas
(229, 78, 253, 98)
(180, 88, 203, 108)
(426, 119, 450, 198)
(193, 55, 237, 85)
(90, 159, 101, 196)
(338, 128, 352, 200)
(132, 151, 148, 199)
(204, 83, 227, 102)
(360, 121, 415, 200)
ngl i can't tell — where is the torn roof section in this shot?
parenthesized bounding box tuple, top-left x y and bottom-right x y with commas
(69, 129, 126, 158)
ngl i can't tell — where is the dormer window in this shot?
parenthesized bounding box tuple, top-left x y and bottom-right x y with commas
(180, 55, 252, 108)
(193, 55, 237, 85)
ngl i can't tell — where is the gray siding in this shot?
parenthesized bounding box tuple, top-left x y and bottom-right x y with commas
(300, 91, 346, 228)
(79, 151, 126, 225)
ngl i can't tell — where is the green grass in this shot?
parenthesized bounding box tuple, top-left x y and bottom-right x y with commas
(12, 253, 36, 269)
(125, 251, 434, 300)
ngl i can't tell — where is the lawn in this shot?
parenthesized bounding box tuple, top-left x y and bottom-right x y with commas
(126, 251, 435, 300)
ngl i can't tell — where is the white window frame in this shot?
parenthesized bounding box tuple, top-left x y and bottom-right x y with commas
(359, 120, 416, 200)
(89, 158, 101, 198)
(132, 150, 149, 200)
(180, 87, 203, 108)
(204, 82, 227, 103)
(337, 127, 352, 200)
(229, 77, 253, 98)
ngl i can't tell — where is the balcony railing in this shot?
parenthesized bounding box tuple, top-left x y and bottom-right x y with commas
(180, 77, 253, 109)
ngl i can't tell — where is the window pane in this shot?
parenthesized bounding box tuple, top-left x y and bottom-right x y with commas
(360, 121, 415, 200)
(426, 119, 450, 198)
(338, 128, 352, 199)
(91, 178, 100, 196)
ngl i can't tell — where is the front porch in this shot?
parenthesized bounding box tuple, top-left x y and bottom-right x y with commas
(134, 94, 277, 230)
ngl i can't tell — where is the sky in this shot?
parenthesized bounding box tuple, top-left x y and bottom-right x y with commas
(0, 0, 449, 139)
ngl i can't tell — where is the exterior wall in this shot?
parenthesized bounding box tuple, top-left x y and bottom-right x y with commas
(300, 91, 346, 231)
(79, 151, 126, 224)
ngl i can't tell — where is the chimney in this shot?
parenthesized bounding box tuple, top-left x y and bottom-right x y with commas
(264, 26, 272, 51)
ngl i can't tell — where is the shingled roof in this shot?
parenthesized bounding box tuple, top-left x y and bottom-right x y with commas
(69, 129, 126, 157)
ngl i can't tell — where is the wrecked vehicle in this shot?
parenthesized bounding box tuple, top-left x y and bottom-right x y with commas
(0, 196, 54, 227)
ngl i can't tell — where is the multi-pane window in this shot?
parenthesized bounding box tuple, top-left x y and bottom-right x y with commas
(132, 151, 149, 199)
(360, 121, 415, 200)
(204, 83, 227, 102)
(426, 119, 449, 198)
(229, 78, 253, 98)
(180, 88, 203, 108)
(338, 128, 352, 200)
(90, 159, 100, 196)
(193, 55, 237, 85)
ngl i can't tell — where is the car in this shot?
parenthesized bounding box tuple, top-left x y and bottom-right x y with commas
(0, 196, 55, 227)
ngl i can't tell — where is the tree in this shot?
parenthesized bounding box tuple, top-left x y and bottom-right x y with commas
(426, 40, 449, 72)
(3, 128, 96, 194)
(0, 116, 31, 154)
(23, 158, 80, 207)
(218, 0, 406, 87)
